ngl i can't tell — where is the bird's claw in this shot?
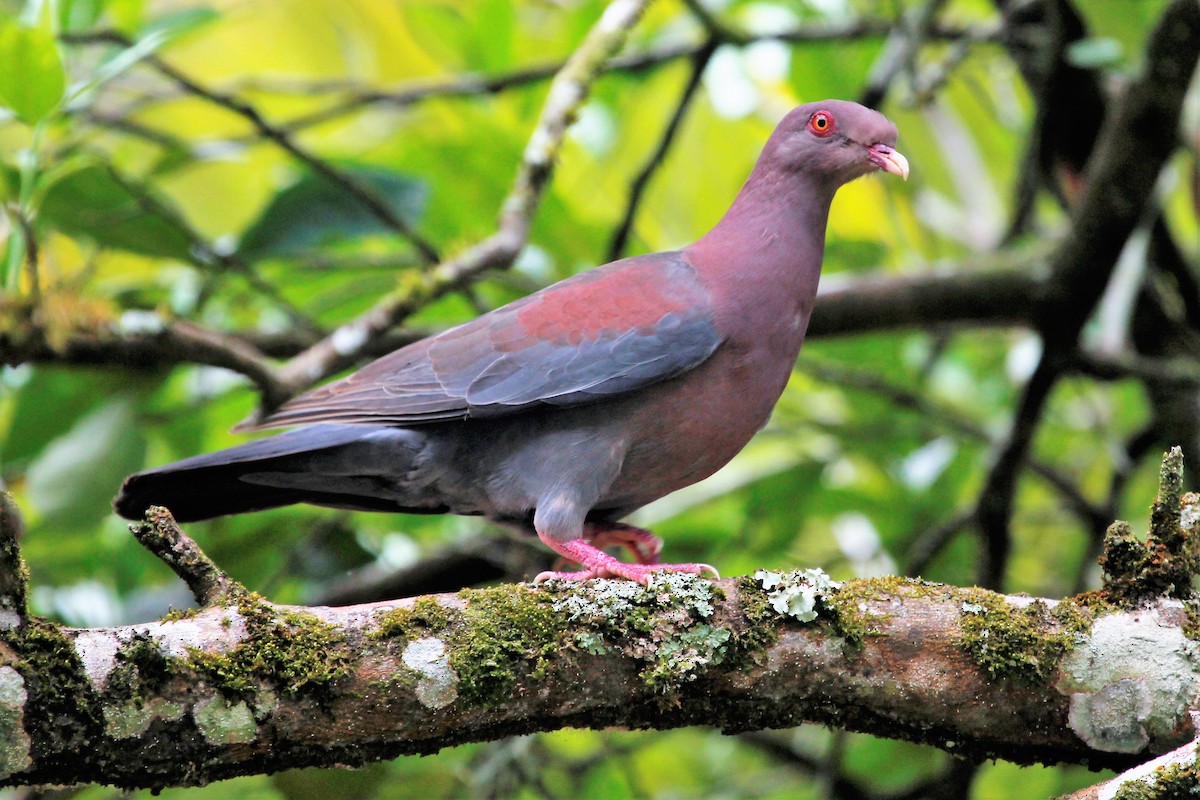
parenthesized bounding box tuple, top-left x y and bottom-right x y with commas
(585, 523, 663, 565)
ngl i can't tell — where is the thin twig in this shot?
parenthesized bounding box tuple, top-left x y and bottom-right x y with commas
(606, 40, 715, 261)
(97, 161, 322, 338)
(78, 20, 986, 141)
(801, 358, 1107, 539)
(274, 0, 655, 395)
(274, 19, 978, 136)
(64, 30, 441, 264)
(130, 506, 245, 606)
(971, 0, 1200, 588)
(905, 510, 975, 576)
(859, 0, 951, 109)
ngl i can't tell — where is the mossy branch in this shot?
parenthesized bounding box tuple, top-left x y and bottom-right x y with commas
(0, 568, 1199, 789)
(130, 507, 245, 607)
(0, 493, 28, 621)
(1058, 739, 1200, 800)
(1100, 447, 1200, 604)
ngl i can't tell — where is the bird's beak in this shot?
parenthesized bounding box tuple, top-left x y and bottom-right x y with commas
(867, 143, 909, 180)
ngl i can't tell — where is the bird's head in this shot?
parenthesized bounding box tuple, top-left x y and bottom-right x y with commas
(764, 99, 909, 186)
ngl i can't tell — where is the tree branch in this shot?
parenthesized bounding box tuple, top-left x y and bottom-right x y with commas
(806, 268, 1043, 338)
(605, 39, 716, 261)
(0, 267, 1045, 380)
(0, 314, 293, 410)
(1061, 738, 1200, 799)
(130, 508, 244, 607)
(4, 567, 1198, 788)
(972, 0, 1200, 588)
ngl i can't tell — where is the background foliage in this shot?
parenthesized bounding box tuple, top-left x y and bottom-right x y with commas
(0, 0, 1197, 797)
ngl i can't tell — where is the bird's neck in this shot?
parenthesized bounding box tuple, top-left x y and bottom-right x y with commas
(688, 164, 835, 320)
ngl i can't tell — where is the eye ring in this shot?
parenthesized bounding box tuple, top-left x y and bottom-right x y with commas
(808, 110, 835, 137)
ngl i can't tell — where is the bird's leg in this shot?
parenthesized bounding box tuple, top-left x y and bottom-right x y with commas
(584, 522, 662, 565)
(533, 530, 718, 585)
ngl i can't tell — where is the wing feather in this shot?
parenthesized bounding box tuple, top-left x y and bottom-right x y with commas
(255, 252, 721, 429)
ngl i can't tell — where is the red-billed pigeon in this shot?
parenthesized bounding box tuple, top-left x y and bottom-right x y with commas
(115, 100, 908, 584)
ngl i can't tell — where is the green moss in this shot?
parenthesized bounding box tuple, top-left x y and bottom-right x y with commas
(956, 590, 1092, 684)
(0, 492, 29, 615)
(370, 597, 457, 641)
(106, 633, 174, 704)
(1183, 599, 1200, 642)
(1112, 747, 1200, 799)
(821, 576, 943, 649)
(1100, 449, 1200, 605)
(185, 593, 355, 700)
(450, 585, 566, 706)
(1150, 448, 1186, 551)
(728, 575, 781, 665)
(748, 574, 944, 651)
(843, 575, 956, 601)
(6, 618, 101, 761)
(161, 607, 198, 623)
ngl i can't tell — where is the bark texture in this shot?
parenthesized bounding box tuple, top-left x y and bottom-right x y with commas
(2, 569, 1199, 789)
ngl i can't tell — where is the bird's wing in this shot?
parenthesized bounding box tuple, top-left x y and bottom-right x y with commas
(255, 251, 722, 429)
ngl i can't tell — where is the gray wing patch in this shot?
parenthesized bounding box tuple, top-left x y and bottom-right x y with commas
(459, 312, 720, 413)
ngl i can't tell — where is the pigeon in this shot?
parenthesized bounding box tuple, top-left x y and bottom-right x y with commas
(115, 99, 908, 584)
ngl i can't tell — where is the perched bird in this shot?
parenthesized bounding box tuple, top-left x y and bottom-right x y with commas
(116, 99, 908, 584)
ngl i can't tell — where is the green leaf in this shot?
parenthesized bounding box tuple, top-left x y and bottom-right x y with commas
(26, 395, 146, 530)
(0, 19, 66, 124)
(237, 165, 427, 260)
(38, 161, 196, 260)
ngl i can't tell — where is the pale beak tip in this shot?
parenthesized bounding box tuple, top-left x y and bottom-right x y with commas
(869, 144, 910, 181)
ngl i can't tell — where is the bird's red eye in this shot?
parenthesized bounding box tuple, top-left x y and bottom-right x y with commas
(808, 111, 835, 137)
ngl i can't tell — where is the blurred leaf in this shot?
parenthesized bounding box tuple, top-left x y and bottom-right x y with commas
(106, 0, 149, 34)
(1065, 37, 1123, 68)
(58, 0, 105, 32)
(0, 18, 65, 124)
(67, 30, 177, 105)
(38, 161, 197, 260)
(271, 763, 391, 800)
(26, 395, 146, 530)
(0, 369, 135, 470)
(138, 6, 220, 43)
(237, 165, 427, 260)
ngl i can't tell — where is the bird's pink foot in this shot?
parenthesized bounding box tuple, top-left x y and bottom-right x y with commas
(533, 536, 718, 585)
(584, 522, 662, 565)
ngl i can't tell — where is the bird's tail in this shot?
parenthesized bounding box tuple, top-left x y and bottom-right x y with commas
(114, 424, 425, 522)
